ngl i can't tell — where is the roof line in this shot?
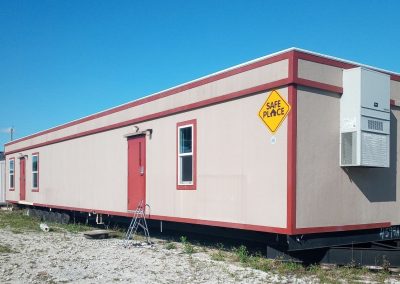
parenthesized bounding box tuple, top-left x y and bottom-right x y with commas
(293, 48, 400, 76)
(6, 47, 399, 146)
(5, 47, 295, 146)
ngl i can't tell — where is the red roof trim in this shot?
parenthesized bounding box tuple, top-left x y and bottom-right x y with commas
(297, 51, 400, 82)
(5, 52, 291, 147)
(5, 78, 291, 155)
(6, 49, 399, 154)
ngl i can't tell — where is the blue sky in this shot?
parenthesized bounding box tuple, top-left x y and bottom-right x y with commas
(1, 0, 399, 148)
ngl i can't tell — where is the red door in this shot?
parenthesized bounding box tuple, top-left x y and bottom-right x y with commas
(19, 158, 26, 200)
(127, 135, 146, 210)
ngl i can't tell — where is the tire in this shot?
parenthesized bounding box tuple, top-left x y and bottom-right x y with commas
(60, 213, 70, 224)
(34, 209, 43, 220)
(54, 212, 62, 223)
(30, 209, 39, 218)
(48, 212, 57, 223)
(42, 211, 50, 222)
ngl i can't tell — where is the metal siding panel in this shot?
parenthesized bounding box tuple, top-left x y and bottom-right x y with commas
(296, 87, 400, 228)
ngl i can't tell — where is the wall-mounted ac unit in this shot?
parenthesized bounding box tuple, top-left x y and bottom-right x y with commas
(340, 67, 390, 168)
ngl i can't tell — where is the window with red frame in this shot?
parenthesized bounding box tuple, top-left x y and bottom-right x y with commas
(32, 154, 39, 189)
(177, 120, 196, 189)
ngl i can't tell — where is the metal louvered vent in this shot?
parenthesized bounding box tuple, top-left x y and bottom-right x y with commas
(361, 132, 389, 167)
(368, 119, 383, 131)
(341, 132, 357, 165)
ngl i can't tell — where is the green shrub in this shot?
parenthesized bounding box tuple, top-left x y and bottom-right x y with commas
(234, 245, 249, 263)
(180, 236, 196, 254)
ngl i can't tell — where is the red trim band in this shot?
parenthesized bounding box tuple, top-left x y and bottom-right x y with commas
(149, 214, 287, 234)
(28, 201, 287, 234)
(5, 52, 291, 147)
(294, 78, 343, 94)
(287, 85, 297, 234)
(5, 200, 391, 235)
(6, 50, 398, 155)
(293, 222, 391, 234)
(5, 78, 291, 155)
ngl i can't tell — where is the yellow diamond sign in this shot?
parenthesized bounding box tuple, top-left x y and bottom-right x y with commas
(258, 90, 291, 133)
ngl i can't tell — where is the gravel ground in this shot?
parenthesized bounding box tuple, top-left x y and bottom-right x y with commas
(0, 229, 315, 284)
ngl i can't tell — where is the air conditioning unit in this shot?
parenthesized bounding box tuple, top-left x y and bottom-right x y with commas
(340, 67, 390, 167)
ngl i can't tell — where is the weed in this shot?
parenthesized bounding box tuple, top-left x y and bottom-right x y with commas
(165, 242, 177, 250)
(0, 209, 96, 234)
(277, 261, 305, 275)
(0, 243, 16, 253)
(210, 243, 226, 261)
(180, 236, 196, 254)
(382, 255, 391, 271)
(211, 250, 225, 261)
(248, 256, 273, 272)
(233, 245, 249, 263)
(375, 270, 391, 283)
(0, 210, 41, 232)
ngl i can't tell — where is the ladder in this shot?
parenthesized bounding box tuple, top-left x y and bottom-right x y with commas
(124, 200, 151, 247)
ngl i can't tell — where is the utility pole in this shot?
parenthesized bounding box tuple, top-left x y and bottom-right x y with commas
(10, 127, 14, 141)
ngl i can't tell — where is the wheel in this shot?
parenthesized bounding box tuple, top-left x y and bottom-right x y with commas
(34, 209, 43, 220)
(48, 212, 57, 223)
(54, 212, 62, 223)
(60, 213, 70, 224)
(42, 211, 50, 222)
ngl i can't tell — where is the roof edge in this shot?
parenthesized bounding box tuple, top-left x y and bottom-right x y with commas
(5, 47, 399, 147)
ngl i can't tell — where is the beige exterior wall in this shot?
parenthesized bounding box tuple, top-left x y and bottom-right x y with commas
(6, 87, 289, 228)
(297, 59, 343, 87)
(6, 59, 288, 153)
(298, 59, 400, 103)
(392, 80, 400, 102)
(296, 86, 400, 228)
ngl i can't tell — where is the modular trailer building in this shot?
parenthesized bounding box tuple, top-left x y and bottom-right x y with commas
(4, 48, 400, 251)
(0, 152, 5, 205)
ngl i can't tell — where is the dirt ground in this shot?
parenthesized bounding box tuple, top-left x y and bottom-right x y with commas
(0, 228, 314, 284)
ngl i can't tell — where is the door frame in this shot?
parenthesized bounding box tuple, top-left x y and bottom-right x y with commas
(127, 134, 146, 211)
(19, 157, 26, 201)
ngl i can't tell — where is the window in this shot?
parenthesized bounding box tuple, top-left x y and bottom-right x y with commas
(177, 119, 197, 190)
(32, 153, 39, 191)
(9, 158, 15, 190)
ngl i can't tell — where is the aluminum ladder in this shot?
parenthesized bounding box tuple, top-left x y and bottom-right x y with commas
(124, 200, 151, 247)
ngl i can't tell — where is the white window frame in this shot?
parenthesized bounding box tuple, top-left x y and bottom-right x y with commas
(178, 124, 194, 185)
(32, 154, 39, 189)
(9, 159, 15, 189)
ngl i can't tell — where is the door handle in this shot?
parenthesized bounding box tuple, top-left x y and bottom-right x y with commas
(139, 166, 144, 175)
